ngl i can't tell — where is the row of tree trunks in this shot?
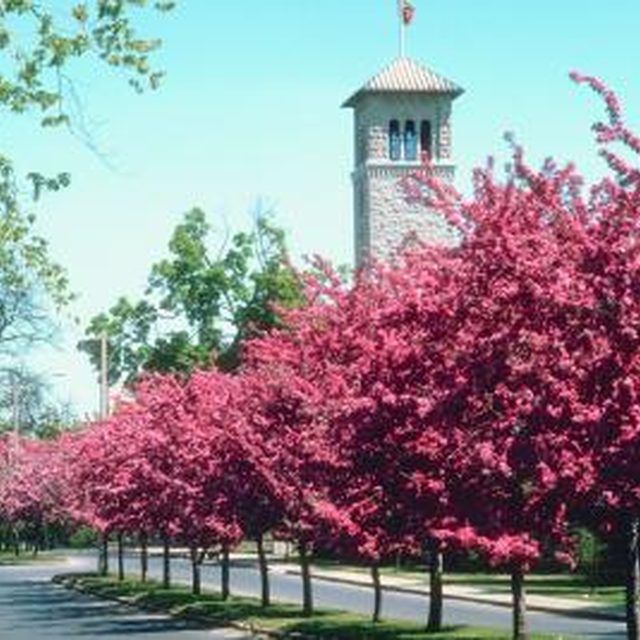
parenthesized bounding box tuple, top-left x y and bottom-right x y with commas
(98, 533, 164, 587)
(102, 534, 640, 640)
(105, 535, 533, 640)
(0, 527, 51, 556)
(93, 535, 512, 637)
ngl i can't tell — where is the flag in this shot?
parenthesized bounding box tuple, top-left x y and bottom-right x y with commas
(400, 0, 415, 26)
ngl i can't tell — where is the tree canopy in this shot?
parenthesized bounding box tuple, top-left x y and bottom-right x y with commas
(79, 208, 303, 384)
(0, 1, 174, 431)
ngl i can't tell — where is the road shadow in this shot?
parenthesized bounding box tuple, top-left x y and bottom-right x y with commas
(0, 573, 212, 637)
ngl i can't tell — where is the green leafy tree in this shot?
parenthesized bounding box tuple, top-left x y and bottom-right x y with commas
(0, 157, 72, 362)
(0, 0, 174, 353)
(0, 368, 75, 438)
(0, 1, 175, 403)
(0, 0, 174, 125)
(79, 208, 303, 384)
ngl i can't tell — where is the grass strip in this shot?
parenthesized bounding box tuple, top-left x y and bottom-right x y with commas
(0, 550, 63, 566)
(297, 561, 624, 607)
(53, 572, 561, 639)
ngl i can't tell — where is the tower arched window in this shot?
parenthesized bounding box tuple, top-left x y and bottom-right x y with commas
(420, 120, 433, 161)
(389, 120, 401, 161)
(404, 120, 417, 161)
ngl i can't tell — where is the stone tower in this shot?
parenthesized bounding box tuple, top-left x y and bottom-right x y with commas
(343, 57, 464, 266)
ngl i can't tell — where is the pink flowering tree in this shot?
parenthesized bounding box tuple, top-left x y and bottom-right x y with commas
(236, 311, 366, 618)
(244, 261, 458, 624)
(394, 72, 640, 639)
(68, 407, 148, 578)
(560, 73, 640, 640)
(187, 369, 286, 606)
(0, 435, 71, 555)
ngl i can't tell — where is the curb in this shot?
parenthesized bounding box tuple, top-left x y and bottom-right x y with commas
(280, 569, 625, 624)
(52, 574, 317, 639)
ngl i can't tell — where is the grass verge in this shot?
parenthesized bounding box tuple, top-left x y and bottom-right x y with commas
(53, 572, 561, 639)
(0, 550, 63, 566)
(443, 574, 623, 606)
(297, 561, 624, 607)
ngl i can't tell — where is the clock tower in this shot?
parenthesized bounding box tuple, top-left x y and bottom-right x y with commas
(343, 56, 464, 265)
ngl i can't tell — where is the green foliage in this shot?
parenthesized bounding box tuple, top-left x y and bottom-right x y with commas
(77, 297, 158, 385)
(0, 156, 73, 358)
(575, 528, 609, 586)
(0, 0, 173, 353)
(0, 368, 76, 437)
(0, 1, 173, 435)
(68, 525, 98, 549)
(0, 1, 174, 124)
(79, 208, 303, 384)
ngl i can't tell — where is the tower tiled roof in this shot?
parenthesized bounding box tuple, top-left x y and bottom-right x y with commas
(342, 56, 463, 108)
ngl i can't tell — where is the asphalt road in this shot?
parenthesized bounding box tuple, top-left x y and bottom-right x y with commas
(111, 550, 627, 639)
(0, 557, 252, 640)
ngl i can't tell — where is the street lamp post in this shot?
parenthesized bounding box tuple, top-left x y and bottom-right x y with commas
(98, 331, 110, 576)
(100, 331, 109, 420)
(11, 371, 19, 437)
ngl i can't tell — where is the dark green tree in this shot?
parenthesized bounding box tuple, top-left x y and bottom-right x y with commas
(0, 1, 174, 125)
(0, 368, 75, 438)
(79, 208, 302, 384)
(0, 0, 174, 363)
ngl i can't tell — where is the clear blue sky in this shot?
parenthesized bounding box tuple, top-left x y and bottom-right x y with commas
(6, 0, 640, 417)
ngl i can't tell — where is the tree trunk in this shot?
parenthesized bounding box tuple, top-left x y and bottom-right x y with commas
(626, 516, 640, 640)
(98, 532, 109, 576)
(140, 532, 148, 583)
(257, 534, 270, 607)
(299, 540, 313, 617)
(371, 564, 382, 623)
(162, 536, 171, 589)
(426, 538, 443, 632)
(117, 532, 125, 581)
(221, 545, 230, 600)
(511, 568, 528, 640)
(190, 547, 202, 596)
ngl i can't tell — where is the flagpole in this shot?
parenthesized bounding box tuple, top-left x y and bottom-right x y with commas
(398, 0, 405, 57)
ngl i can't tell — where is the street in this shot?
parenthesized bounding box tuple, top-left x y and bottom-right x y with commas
(115, 551, 627, 639)
(0, 552, 629, 639)
(0, 556, 252, 639)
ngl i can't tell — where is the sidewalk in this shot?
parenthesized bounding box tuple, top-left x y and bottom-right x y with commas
(271, 562, 625, 623)
(122, 548, 626, 623)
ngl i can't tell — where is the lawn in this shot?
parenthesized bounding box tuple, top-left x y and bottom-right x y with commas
(300, 560, 624, 607)
(54, 572, 562, 639)
(0, 550, 64, 566)
(443, 573, 623, 606)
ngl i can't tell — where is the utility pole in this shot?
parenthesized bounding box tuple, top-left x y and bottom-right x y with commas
(7, 370, 20, 465)
(98, 331, 110, 576)
(398, 0, 405, 57)
(11, 370, 19, 436)
(100, 332, 109, 419)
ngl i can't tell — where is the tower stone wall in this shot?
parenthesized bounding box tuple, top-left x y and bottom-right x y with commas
(344, 58, 463, 266)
